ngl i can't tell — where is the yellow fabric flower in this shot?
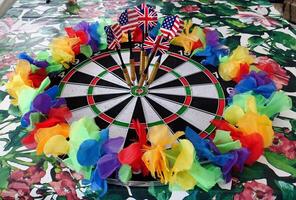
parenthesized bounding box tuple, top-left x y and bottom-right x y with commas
(171, 20, 205, 54)
(219, 46, 255, 81)
(142, 125, 184, 184)
(224, 94, 257, 125)
(6, 60, 33, 105)
(50, 37, 79, 67)
(35, 123, 70, 156)
(236, 112, 274, 148)
(168, 139, 196, 190)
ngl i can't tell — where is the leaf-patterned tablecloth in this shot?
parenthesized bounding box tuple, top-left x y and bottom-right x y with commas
(0, 0, 295, 199)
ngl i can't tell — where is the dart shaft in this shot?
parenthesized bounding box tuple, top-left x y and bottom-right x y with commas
(116, 47, 133, 86)
(140, 50, 145, 74)
(147, 57, 161, 85)
(130, 58, 136, 81)
(123, 68, 133, 87)
(138, 73, 147, 88)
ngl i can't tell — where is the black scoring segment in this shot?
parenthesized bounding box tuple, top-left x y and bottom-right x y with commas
(190, 97, 219, 114)
(68, 71, 94, 84)
(104, 96, 134, 119)
(64, 96, 88, 110)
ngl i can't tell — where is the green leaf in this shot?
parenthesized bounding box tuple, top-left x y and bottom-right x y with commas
(0, 167, 11, 189)
(275, 181, 296, 200)
(0, 110, 9, 123)
(223, 18, 248, 28)
(225, 36, 241, 52)
(248, 36, 265, 49)
(265, 150, 296, 177)
(8, 104, 21, 117)
(270, 31, 296, 51)
(0, 90, 8, 102)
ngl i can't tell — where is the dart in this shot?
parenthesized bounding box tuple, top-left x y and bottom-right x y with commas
(147, 54, 162, 85)
(138, 35, 166, 87)
(105, 24, 133, 87)
(118, 8, 138, 82)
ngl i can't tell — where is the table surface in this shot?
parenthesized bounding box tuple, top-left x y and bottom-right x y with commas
(0, 0, 295, 199)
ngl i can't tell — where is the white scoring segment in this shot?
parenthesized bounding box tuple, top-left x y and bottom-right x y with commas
(190, 84, 219, 99)
(149, 72, 177, 88)
(149, 86, 186, 96)
(92, 86, 130, 96)
(100, 72, 130, 88)
(173, 61, 202, 77)
(114, 96, 137, 122)
(141, 97, 163, 123)
(77, 61, 105, 76)
(60, 84, 88, 97)
(69, 106, 97, 123)
(95, 94, 131, 113)
(180, 107, 215, 131)
(108, 97, 137, 144)
(146, 94, 182, 113)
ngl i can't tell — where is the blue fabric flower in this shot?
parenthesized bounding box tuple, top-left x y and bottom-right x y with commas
(18, 52, 49, 68)
(234, 71, 276, 98)
(185, 127, 249, 182)
(195, 30, 229, 67)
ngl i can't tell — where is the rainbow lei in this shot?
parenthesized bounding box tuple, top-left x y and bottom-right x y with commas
(5, 12, 292, 197)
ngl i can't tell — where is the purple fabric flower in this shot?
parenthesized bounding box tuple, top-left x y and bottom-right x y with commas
(98, 137, 124, 179)
(185, 127, 249, 182)
(20, 86, 66, 127)
(234, 71, 276, 98)
(195, 29, 229, 67)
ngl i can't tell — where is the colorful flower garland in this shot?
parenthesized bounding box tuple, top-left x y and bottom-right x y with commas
(5, 12, 292, 197)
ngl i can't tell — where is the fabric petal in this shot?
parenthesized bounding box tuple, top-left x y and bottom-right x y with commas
(43, 135, 69, 156)
(98, 153, 121, 179)
(77, 139, 101, 166)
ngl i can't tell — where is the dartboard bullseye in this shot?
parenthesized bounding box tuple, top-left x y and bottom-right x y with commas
(52, 45, 226, 148)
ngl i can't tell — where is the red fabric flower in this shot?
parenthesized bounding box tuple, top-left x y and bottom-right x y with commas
(49, 171, 79, 200)
(21, 107, 72, 149)
(212, 119, 264, 165)
(234, 63, 250, 83)
(255, 56, 290, 89)
(65, 27, 89, 54)
(269, 133, 296, 159)
(118, 119, 149, 175)
(28, 68, 47, 88)
(234, 181, 274, 200)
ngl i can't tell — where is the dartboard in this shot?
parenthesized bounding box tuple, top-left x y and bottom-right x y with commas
(50, 44, 231, 147)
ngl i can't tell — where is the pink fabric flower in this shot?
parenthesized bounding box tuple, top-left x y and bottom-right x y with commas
(180, 5, 200, 13)
(255, 56, 290, 89)
(269, 133, 296, 159)
(49, 171, 79, 199)
(234, 181, 275, 200)
(236, 12, 280, 27)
